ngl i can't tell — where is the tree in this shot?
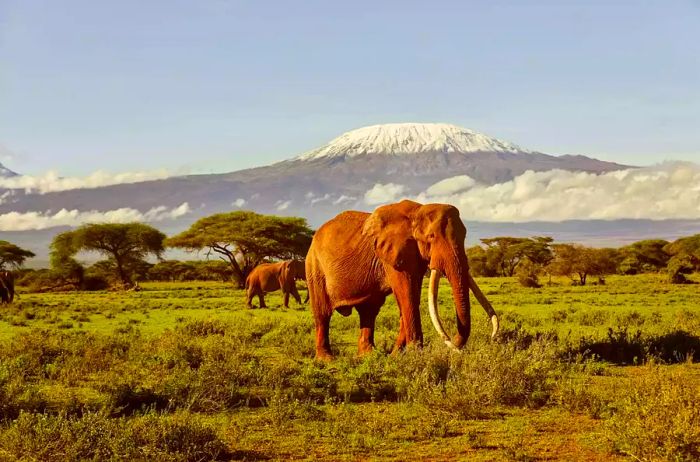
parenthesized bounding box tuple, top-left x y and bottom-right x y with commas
(166, 211, 313, 288)
(466, 245, 496, 277)
(664, 234, 700, 270)
(480, 236, 553, 277)
(618, 239, 671, 274)
(664, 235, 700, 283)
(548, 244, 619, 285)
(51, 223, 166, 286)
(0, 240, 35, 270)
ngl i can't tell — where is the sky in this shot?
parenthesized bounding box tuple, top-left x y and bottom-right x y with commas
(1, 0, 699, 176)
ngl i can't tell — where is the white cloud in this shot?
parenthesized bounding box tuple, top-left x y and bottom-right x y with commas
(310, 193, 331, 204)
(0, 169, 171, 194)
(364, 183, 407, 205)
(232, 198, 246, 208)
(425, 175, 476, 196)
(415, 162, 700, 222)
(0, 202, 191, 231)
(334, 195, 357, 205)
(276, 200, 292, 211)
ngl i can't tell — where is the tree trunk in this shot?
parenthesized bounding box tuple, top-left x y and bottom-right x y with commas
(114, 257, 130, 287)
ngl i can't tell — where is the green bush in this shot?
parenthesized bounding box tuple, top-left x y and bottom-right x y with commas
(606, 368, 700, 461)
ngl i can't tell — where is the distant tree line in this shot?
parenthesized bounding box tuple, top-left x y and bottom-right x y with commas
(467, 235, 700, 287)
(8, 211, 313, 292)
(1, 210, 698, 293)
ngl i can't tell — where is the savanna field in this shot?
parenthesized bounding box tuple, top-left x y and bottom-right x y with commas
(0, 274, 699, 461)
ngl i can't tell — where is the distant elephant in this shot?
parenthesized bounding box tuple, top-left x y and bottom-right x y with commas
(245, 260, 308, 308)
(0, 271, 15, 304)
(306, 200, 499, 360)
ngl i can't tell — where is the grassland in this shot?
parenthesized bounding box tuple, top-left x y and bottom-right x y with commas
(0, 274, 698, 461)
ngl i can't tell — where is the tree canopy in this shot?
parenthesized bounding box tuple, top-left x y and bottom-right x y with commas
(0, 240, 35, 270)
(50, 223, 166, 286)
(547, 244, 619, 285)
(663, 234, 700, 283)
(478, 236, 554, 277)
(166, 211, 313, 287)
(618, 239, 671, 274)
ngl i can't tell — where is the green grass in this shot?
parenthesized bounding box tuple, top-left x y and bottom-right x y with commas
(0, 274, 698, 461)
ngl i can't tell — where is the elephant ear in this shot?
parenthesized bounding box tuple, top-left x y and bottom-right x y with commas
(362, 203, 419, 271)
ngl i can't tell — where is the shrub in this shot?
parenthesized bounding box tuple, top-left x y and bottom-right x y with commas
(606, 368, 700, 461)
(516, 258, 541, 288)
(0, 411, 232, 461)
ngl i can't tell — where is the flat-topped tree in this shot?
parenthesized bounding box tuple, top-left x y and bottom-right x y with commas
(166, 211, 313, 288)
(51, 223, 166, 287)
(0, 240, 35, 270)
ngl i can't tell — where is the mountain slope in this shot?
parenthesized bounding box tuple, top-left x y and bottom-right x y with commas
(0, 123, 631, 232)
(0, 162, 18, 178)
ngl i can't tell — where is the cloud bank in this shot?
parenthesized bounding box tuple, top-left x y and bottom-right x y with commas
(366, 162, 700, 222)
(0, 202, 191, 231)
(364, 183, 406, 205)
(0, 169, 171, 194)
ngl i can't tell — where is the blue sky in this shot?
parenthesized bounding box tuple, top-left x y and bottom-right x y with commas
(1, 0, 698, 176)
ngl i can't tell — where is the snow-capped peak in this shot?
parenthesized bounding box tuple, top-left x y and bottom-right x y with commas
(298, 123, 530, 160)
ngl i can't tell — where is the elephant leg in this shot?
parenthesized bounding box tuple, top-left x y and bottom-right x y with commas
(389, 271, 423, 351)
(392, 313, 407, 354)
(314, 311, 333, 361)
(291, 285, 302, 306)
(246, 286, 255, 308)
(357, 301, 381, 356)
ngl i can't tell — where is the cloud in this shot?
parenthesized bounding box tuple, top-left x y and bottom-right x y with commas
(232, 198, 246, 208)
(334, 195, 357, 205)
(0, 169, 171, 194)
(310, 193, 331, 205)
(276, 200, 292, 211)
(0, 202, 191, 231)
(364, 183, 407, 205)
(425, 175, 476, 196)
(414, 162, 700, 222)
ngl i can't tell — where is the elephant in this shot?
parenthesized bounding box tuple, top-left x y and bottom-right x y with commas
(245, 260, 308, 309)
(0, 271, 15, 304)
(306, 200, 499, 360)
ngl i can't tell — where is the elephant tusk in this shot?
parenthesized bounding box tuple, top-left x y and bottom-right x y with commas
(467, 273, 499, 339)
(428, 270, 460, 351)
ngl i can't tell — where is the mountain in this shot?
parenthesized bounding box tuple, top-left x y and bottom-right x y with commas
(0, 162, 18, 178)
(0, 122, 644, 259)
(0, 123, 628, 222)
(299, 123, 530, 159)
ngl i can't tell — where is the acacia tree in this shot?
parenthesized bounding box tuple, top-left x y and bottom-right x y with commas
(618, 239, 671, 274)
(166, 211, 313, 288)
(548, 244, 619, 285)
(480, 236, 553, 277)
(0, 240, 35, 269)
(664, 234, 700, 283)
(51, 223, 166, 286)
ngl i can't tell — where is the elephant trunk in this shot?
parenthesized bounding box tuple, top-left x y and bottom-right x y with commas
(427, 251, 499, 350)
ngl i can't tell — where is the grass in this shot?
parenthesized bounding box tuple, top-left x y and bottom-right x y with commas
(0, 274, 698, 461)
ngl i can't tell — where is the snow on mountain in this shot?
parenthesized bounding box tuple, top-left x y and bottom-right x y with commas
(298, 123, 530, 160)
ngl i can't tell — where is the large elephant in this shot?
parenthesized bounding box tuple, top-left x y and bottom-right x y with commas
(245, 260, 307, 309)
(0, 271, 15, 304)
(306, 200, 499, 360)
